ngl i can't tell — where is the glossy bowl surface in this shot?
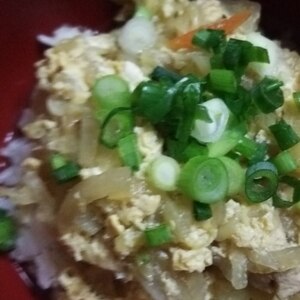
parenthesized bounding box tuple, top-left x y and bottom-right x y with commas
(0, 0, 117, 146)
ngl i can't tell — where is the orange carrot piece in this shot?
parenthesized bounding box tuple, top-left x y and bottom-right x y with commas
(169, 10, 251, 50)
(208, 10, 252, 34)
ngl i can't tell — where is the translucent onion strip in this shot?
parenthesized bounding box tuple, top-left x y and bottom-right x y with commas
(78, 108, 99, 167)
(248, 246, 300, 272)
(58, 168, 131, 231)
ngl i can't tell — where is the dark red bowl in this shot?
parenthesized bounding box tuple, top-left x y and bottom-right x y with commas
(0, 0, 118, 147)
(0, 1, 117, 299)
(0, 0, 299, 299)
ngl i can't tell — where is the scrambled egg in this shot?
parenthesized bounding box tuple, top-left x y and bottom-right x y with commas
(170, 247, 213, 272)
(59, 270, 106, 300)
(221, 200, 289, 251)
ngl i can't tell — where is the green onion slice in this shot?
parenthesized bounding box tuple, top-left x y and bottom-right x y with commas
(144, 224, 172, 247)
(222, 39, 269, 73)
(147, 155, 180, 191)
(53, 162, 80, 183)
(178, 156, 228, 204)
(100, 107, 133, 148)
(150, 66, 182, 83)
(118, 133, 141, 171)
(134, 5, 152, 20)
(193, 201, 212, 221)
(191, 98, 230, 143)
(245, 161, 278, 203)
(0, 212, 16, 252)
(50, 153, 80, 183)
(50, 153, 67, 170)
(175, 82, 201, 143)
(223, 39, 251, 72)
(92, 75, 131, 112)
(209, 69, 237, 94)
(208, 124, 245, 157)
(234, 137, 267, 163)
(269, 119, 300, 151)
(272, 151, 297, 175)
(192, 29, 225, 53)
(252, 77, 284, 114)
(219, 156, 245, 196)
(166, 139, 208, 162)
(133, 81, 173, 124)
(293, 92, 300, 108)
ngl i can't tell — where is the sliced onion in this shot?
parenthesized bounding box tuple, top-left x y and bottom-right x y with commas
(191, 98, 230, 143)
(118, 17, 157, 56)
(215, 248, 248, 290)
(78, 108, 99, 167)
(248, 246, 300, 272)
(134, 250, 210, 300)
(58, 167, 131, 232)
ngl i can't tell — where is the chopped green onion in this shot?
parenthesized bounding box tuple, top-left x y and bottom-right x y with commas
(100, 107, 133, 148)
(252, 77, 284, 114)
(273, 176, 300, 208)
(161, 76, 202, 141)
(223, 39, 269, 71)
(223, 39, 252, 71)
(118, 133, 141, 171)
(293, 92, 300, 108)
(133, 81, 173, 124)
(150, 66, 182, 83)
(269, 119, 300, 151)
(50, 153, 67, 170)
(272, 151, 297, 175)
(178, 156, 228, 204)
(192, 29, 225, 52)
(92, 75, 131, 114)
(50, 153, 80, 183)
(234, 137, 267, 163)
(208, 125, 245, 157)
(249, 46, 270, 63)
(144, 224, 172, 247)
(223, 86, 255, 119)
(193, 202, 212, 221)
(210, 53, 224, 69)
(0, 212, 16, 251)
(134, 5, 152, 20)
(209, 69, 237, 94)
(191, 98, 230, 144)
(53, 162, 80, 183)
(175, 82, 201, 143)
(181, 141, 208, 162)
(147, 155, 180, 191)
(245, 161, 278, 203)
(166, 139, 208, 162)
(219, 156, 245, 196)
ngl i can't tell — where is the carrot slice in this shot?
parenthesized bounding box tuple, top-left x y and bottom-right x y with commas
(169, 10, 251, 50)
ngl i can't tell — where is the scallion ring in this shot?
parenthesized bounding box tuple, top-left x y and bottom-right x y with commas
(100, 107, 133, 148)
(178, 156, 228, 204)
(245, 161, 278, 203)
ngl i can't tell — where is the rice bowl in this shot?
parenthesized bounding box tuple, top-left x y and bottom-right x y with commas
(1, 0, 300, 299)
